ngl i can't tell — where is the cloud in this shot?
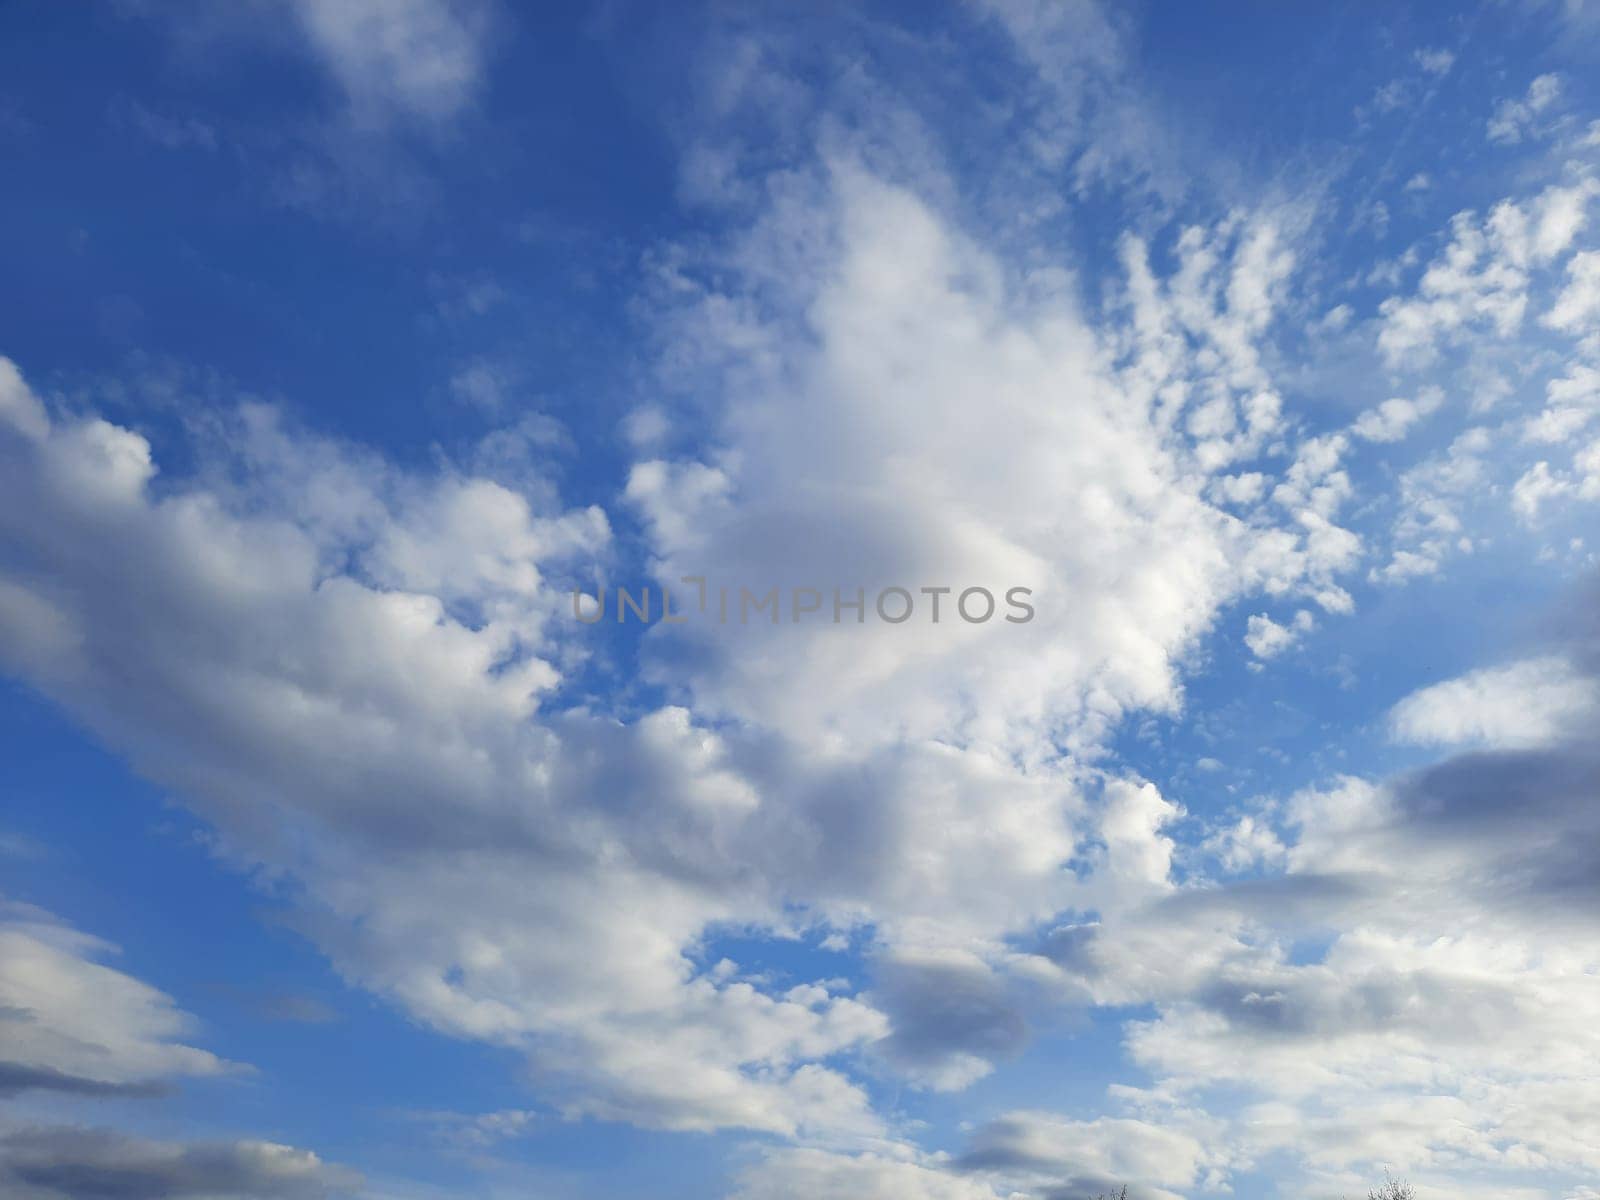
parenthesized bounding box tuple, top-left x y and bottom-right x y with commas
(0, 152, 1357, 1146)
(1110, 680, 1600, 1189)
(417, 1108, 538, 1150)
(958, 1111, 1217, 1200)
(1351, 388, 1443, 443)
(630, 160, 1343, 761)
(284, 0, 493, 126)
(1377, 179, 1598, 368)
(1244, 610, 1314, 660)
(730, 1147, 1001, 1200)
(0, 356, 929, 1139)
(730, 1110, 1218, 1200)
(1487, 73, 1563, 145)
(1389, 656, 1600, 749)
(1544, 249, 1600, 333)
(1512, 458, 1574, 520)
(1413, 48, 1456, 77)
(8, 10, 1600, 1192)
(0, 1127, 359, 1200)
(973, 0, 1186, 199)
(868, 950, 1027, 1090)
(0, 902, 237, 1097)
(447, 359, 515, 414)
(1371, 428, 1491, 584)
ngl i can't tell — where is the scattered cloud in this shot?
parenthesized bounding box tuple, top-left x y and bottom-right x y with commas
(1487, 73, 1563, 145)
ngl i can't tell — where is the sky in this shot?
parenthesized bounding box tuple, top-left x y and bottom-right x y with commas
(2, 2, 1600, 1199)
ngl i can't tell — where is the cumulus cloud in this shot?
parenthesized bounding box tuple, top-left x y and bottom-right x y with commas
(631, 160, 1346, 762)
(0, 352, 1113, 1139)
(9, 10, 1600, 1194)
(0, 131, 1365, 1155)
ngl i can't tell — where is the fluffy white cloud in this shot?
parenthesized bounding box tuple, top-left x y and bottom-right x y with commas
(631, 161, 1349, 765)
(1244, 610, 1314, 660)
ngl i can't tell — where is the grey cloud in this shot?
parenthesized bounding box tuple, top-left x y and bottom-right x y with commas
(0, 1128, 359, 1200)
(955, 1112, 1204, 1200)
(0, 1062, 168, 1100)
(870, 953, 1028, 1086)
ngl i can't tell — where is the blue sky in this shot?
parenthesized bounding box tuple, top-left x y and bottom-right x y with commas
(3, 3, 1600, 1199)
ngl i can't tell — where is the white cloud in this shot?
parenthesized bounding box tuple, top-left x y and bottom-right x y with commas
(0, 902, 236, 1096)
(1389, 656, 1600, 749)
(1487, 73, 1563, 145)
(1512, 459, 1574, 521)
(1373, 428, 1491, 583)
(630, 163, 1335, 759)
(0, 362, 889, 1138)
(1245, 610, 1314, 660)
(1377, 180, 1598, 368)
(1201, 813, 1286, 873)
(1351, 388, 1443, 443)
(0, 212, 1368, 1159)
(8, 15, 1600, 1192)
(1545, 249, 1600, 333)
